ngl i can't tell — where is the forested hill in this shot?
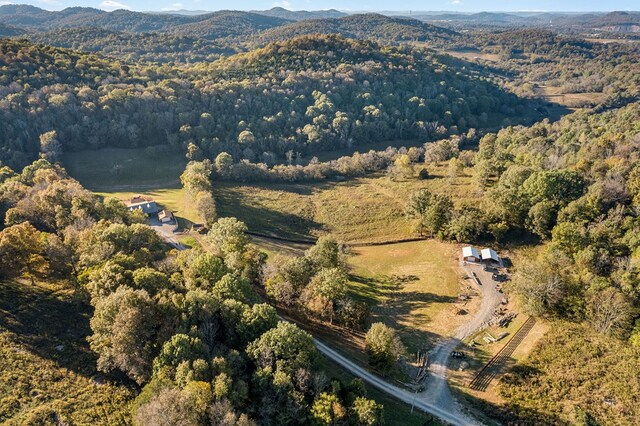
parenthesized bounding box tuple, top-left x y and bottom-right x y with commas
(25, 28, 237, 63)
(254, 14, 459, 45)
(0, 23, 23, 37)
(0, 5, 291, 34)
(252, 6, 347, 21)
(168, 11, 290, 40)
(0, 35, 539, 170)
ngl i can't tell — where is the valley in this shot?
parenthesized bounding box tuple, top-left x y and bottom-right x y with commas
(0, 4, 639, 426)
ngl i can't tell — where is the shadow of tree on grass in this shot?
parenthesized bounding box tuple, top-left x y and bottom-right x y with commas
(0, 280, 101, 379)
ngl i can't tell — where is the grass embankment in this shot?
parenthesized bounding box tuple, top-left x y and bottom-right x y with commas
(216, 163, 480, 243)
(63, 147, 200, 230)
(0, 280, 134, 425)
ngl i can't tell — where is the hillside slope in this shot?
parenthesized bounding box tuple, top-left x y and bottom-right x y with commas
(0, 35, 536, 170)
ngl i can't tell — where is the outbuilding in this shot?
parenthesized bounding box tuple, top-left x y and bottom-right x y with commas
(481, 248, 500, 264)
(159, 209, 175, 224)
(462, 246, 481, 262)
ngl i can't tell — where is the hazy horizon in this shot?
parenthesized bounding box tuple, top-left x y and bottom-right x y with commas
(1, 1, 638, 14)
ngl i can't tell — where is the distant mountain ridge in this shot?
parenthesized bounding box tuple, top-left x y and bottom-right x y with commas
(252, 7, 347, 21)
(255, 13, 459, 45)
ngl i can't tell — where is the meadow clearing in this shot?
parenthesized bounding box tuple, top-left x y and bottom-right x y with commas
(215, 163, 482, 243)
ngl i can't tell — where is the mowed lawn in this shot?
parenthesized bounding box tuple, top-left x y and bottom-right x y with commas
(347, 240, 465, 353)
(216, 164, 481, 243)
(62, 147, 200, 225)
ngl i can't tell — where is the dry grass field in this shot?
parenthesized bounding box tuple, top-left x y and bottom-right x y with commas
(216, 164, 482, 243)
(347, 240, 470, 353)
(0, 280, 134, 425)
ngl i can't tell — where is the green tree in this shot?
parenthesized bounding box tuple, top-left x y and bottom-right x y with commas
(89, 286, 160, 384)
(238, 303, 278, 344)
(526, 201, 557, 239)
(305, 236, 342, 269)
(0, 222, 49, 285)
(205, 217, 249, 256)
(215, 152, 234, 177)
(405, 189, 453, 237)
(522, 170, 585, 206)
(195, 191, 216, 226)
(303, 267, 348, 324)
(180, 161, 213, 195)
(132, 267, 170, 295)
(350, 397, 383, 425)
(39, 130, 63, 163)
(364, 323, 405, 373)
(247, 321, 316, 375)
(153, 334, 208, 380)
(311, 393, 346, 425)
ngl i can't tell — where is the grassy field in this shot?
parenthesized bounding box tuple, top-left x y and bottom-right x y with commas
(63, 147, 201, 225)
(62, 147, 186, 192)
(347, 240, 468, 353)
(534, 85, 606, 108)
(443, 49, 502, 63)
(0, 280, 135, 425)
(216, 164, 481, 243)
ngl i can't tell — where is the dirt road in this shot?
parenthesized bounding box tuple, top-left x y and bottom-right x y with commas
(313, 338, 476, 426)
(417, 263, 503, 421)
(314, 262, 501, 426)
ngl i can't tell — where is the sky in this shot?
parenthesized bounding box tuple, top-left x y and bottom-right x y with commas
(0, 0, 638, 13)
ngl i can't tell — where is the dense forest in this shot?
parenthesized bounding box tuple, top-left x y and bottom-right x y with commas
(0, 35, 536, 170)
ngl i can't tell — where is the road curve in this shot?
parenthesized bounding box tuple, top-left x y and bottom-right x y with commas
(417, 263, 503, 422)
(313, 338, 477, 426)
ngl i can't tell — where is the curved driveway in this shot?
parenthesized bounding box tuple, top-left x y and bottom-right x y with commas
(315, 263, 502, 426)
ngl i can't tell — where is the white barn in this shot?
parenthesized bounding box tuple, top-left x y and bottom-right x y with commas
(481, 248, 500, 264)
(462, 246, 481, 262)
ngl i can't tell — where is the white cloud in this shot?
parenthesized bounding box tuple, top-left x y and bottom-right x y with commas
(272, 0, 292, 9)
(0, 1, 15, 5)
(451, 0, 461, 4)
(99, 0, 131, 10)
(161, 2, 183, 11)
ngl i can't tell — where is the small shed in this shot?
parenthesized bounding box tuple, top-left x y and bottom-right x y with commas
(462, 246, 481, 262)
(159, 210, 175, 223)
(481, 248, 500, 264)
